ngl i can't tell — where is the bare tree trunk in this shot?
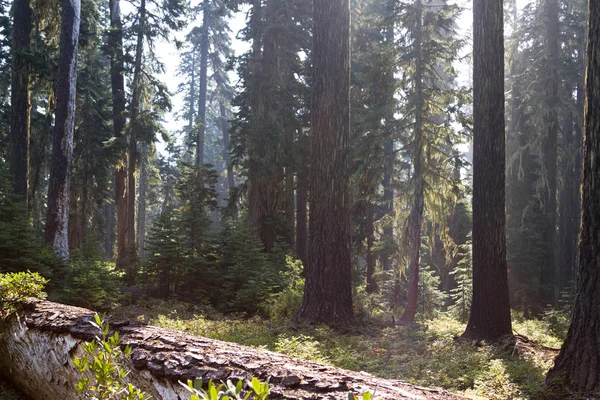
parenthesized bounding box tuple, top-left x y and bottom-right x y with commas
(109, 0, 128, 268)
(296, 0, 354, 327)
(125, 0, 146, 279)
(381, 0, 395, 272)
(220, 100, 234, 194)
(540, 0, 559, 307)
(546, 3, 600, 392)
(366, 203, 378, 294)
(248, 0, 284, 252)
(137, 144, 148, 260)
(197, 0, 210, 167)
(44, 0, 81, 259)
(400, 0, 424, 324)
(10, 0, 32, 208)
(461, 0, 512, 341)
(296, 132, 308, 266)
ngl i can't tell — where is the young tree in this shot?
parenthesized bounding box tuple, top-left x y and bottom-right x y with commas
(10, 0, 33, 206)
(461, 0, 512, 340)
(44, 0, 81, 258)
(545, 1, 600, 393)
(295, 0, 354, 326)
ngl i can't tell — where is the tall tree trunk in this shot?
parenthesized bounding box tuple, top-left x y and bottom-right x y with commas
(188, 49, 196, 146)
(366, 203, 378, 294)
(109, 0, 128, 268)
(125, 0, 146, 279)
(381, 0, 395, 272)
(197, 0, 210, 167)
(546, 2, 600, 391)
(557, 106, 575, 293)
(461, 0, 512, 341)
(44, 0, 81, 258)
(248, 0, 283, 252)
(104, 199, 114, 259)
(295, 0, 353, 326)
(220, 100, 234, 194)
(540, 0, 559, 307)
(137, 144, 148, 260)
(296, 131, 308, 266)
(400, 0, 425, 324)
(284, 126, 295, 248)
(10, 0, 32, 207)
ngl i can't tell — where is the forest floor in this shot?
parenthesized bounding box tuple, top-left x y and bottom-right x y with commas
(111, 300, 563, 400)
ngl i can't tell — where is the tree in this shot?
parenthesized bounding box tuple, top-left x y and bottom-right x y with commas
(44, 0, 81, 258)
(461, 0, 512, 340)
(295, 0, 354, 326)
(108, 0, 128, 268)
(10, 0, 33, 206)
(545, 1, 600, 393)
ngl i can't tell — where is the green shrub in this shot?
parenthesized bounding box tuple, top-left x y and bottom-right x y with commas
(0, 271, 48, 316)
(266, 256, 304, 319)
(52, 254, 121, 310)
(181, 378, 269, 400)
(0, 165, 63, 278)
(218, 215, 287, 314)
(73, 314, 147, 399)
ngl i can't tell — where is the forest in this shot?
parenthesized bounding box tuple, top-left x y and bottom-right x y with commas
(1, 0, 600, 398)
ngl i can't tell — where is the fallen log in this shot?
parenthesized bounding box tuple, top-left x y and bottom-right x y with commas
(0, 300, 464, 400)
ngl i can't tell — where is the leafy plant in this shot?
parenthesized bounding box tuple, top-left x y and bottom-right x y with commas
(180, 377, 269, 400)
(0, 271, 48, 316)
(72, 314, 148, 399)
(348, 391, 375, 400)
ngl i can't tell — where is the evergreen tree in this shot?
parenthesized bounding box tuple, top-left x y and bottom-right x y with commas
(10, 0, 33, 206)
(295, 0, 354, 327)
(462, 0, 512, 341)
(546, 2, 600, 391)
(44, 0, 82, 258)
(394, 0, 467, 323)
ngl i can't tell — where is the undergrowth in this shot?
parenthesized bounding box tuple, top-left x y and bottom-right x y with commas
(114, 301, 562, 400)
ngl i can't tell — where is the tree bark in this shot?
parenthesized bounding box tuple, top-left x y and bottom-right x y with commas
(137, 144, 148, 260)
(10, 0, 32, 207)
(197, 0, 210, 167)
(366, 203, 378, 294)
(44, 0, 81, 259)
(108, 0, 128, 268)
(540, 0, 559, 307)
(0, 300, 461, 400)
(296, 131, 308, 267)
(545, 2, 600, 393)
(220, 99, 234, 194)
(400, 0, 424, 324)
(295, 0, 354, 326)
(125, 0, 146, 277)
(461, 0, 512, 341)
(380, 0, 395, 273)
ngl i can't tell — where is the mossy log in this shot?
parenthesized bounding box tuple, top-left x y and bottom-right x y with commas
(0, 300, 464, 400)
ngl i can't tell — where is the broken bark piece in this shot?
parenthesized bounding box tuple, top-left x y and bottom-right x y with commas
(0, 300, 465, 400)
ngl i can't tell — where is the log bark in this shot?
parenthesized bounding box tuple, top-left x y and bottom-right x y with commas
(0, 300, 462, 400)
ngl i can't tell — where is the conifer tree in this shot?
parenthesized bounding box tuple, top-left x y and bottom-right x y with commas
(394, 0, 466, 323)
(44, 0, 81, 258)
(10, 0, 33, 207)
(462, 0, 512, 341)
(546, 1, 600, 391)
(295, 0, 354, 326)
